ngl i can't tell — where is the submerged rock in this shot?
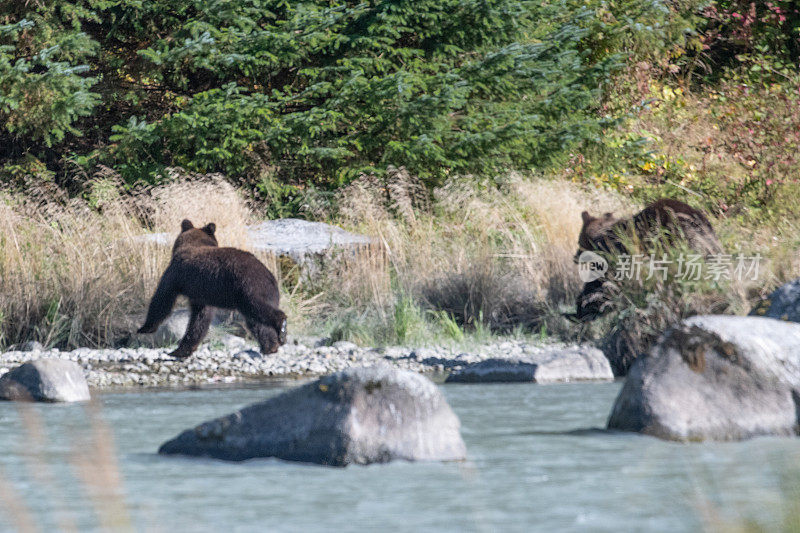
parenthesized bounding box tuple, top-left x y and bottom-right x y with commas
(0, 359, 90, 402)
(607, 315, 800, 441)
(159, 365, 466, 465)
(749, 278, 800, 322)
(445, 346, 613, 383)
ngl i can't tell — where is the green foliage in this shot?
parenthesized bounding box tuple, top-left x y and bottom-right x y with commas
(706, 76, 800, 211)
(392, 295, 428, 344)
(0, 0, 694, 193)
(102, 0, 621, 185)
(432, 310, 465, 342)
(0, 10, 99, 147)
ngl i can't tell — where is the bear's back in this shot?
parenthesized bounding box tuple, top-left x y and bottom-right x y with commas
(633, 198, 721, 255)
(170, 246, 280, 309)
(578, 198, 721, 257)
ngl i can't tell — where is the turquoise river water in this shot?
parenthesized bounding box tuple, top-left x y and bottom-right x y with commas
(1, 381, 800, 532)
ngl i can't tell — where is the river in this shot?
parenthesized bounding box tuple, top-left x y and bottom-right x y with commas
(1, 381, 799, 532)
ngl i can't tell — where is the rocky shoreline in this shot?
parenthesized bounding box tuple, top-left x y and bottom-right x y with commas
(0, 337, 612, 390)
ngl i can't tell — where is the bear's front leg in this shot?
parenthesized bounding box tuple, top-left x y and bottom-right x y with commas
(169, 304, 215, 359)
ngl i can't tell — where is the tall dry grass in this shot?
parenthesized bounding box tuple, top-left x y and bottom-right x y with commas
(0, 193, 157, 348)
(326, 168, 798, 352)
(327, 169, 634, 341)
(0, 172, 257, 349)
(148, 170, 254, 250)
(1, 166, 793, 350)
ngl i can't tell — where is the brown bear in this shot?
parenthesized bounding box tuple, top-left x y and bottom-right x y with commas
(574, 198, 722, 321)
(137, 219, 287, 358)
(576, 198, 722, 262)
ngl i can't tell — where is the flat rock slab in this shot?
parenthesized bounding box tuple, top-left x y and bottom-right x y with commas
(445, 346, 613, 383)
(247, 218, 374, 264)
(138, 219, 374, 267)
(607, 315, 800, 441)
(750, 278, 800, 322)
(159, 365, 466, 465)
(0, 359, 90, 402)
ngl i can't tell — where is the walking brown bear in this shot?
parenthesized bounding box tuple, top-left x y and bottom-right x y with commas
(574, 198, 722, 321)
(137, 219, 287, 358)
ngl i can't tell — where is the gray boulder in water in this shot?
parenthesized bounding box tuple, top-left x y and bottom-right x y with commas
(0, 359, 91, 402)
(159, 365, 466, 465)
(607, 315, 800, 441)
(750, 278, 800, 322)
(445, 346, 613, 383)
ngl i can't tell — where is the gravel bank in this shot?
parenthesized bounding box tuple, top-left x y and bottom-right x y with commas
(0, 337, 605, 390)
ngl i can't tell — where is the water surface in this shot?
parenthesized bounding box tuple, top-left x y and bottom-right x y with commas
(1, 381, 798, 532)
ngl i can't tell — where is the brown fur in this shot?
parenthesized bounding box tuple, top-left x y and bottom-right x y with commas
(138, 219, 286, 358)
(575, 199, 722, 321)
(576, 198, 722, 261)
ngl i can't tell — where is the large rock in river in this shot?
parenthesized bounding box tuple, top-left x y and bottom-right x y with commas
(607, 315, 800, 441)
(749, 278, 800, 322)
(445, 346, 613, 383)
(0, 359, 91, 402)
(159, 365, 466, 465)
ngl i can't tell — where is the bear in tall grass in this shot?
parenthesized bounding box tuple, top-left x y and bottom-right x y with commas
(574, 198, 722, 321)
(576, 198, 721, 261)
(138, 219, 287, 358)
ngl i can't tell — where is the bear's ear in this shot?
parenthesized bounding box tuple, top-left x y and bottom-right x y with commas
(202, 223, 216, 236)
(581, 211, 591, 223)
(181, 219, 194, 232)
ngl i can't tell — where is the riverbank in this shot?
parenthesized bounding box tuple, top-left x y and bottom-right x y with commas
(0, 338, 607, 389)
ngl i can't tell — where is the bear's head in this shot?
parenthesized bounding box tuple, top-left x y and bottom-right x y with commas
(172, 219, 218, 254)
(260, 308, 288, 353)
(574, 210, 620, 263)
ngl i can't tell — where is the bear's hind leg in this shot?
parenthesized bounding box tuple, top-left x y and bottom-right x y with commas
(169, 304, 215, 359)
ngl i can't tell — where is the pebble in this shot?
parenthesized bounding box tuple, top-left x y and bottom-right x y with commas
(0, 337, 577, 390)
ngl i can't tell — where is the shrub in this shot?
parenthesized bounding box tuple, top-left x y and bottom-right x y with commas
(700, 0, 800, 76)
(1, 0, 697, 194)
(593, 239, 753, 375)
(0, 13, 98, 148)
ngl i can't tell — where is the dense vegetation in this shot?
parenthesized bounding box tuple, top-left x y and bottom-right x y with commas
(2, 0, 701, 196)
(2, 0, 800, 351)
